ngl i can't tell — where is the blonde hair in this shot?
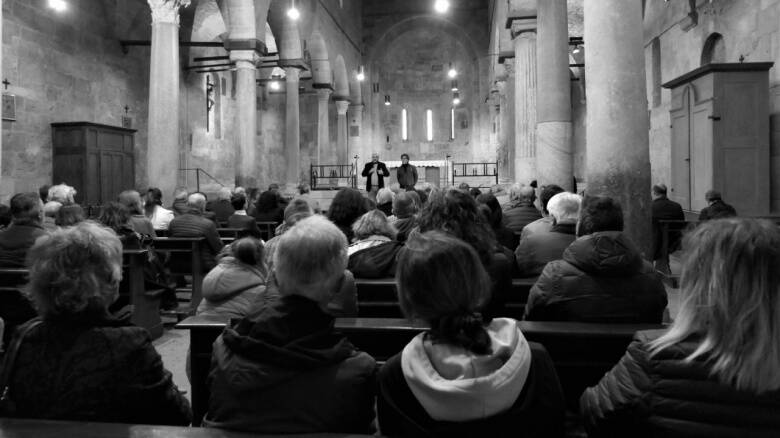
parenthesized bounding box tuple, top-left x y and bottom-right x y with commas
(650, 218, 780, 393)
(352, 209, 397, 241)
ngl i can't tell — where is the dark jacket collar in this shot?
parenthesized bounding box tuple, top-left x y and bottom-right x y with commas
(551, 222, 576, 235)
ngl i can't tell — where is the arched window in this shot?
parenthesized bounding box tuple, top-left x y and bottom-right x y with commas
(426, 109, 433, 142)
(401, 108, 408, 141)
(701, 33, 725, 65)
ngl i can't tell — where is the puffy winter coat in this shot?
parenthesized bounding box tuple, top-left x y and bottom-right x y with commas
(502, 201, 542, 234)
(524, 231, 667, 323)
(197, 257, 267, 320)
(581, 330, 780, 437)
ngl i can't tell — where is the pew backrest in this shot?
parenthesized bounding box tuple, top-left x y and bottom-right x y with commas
(153, 237, 206, 312)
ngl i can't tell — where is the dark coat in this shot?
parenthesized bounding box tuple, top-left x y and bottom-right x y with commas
(393, 217, 418, 242)
(7, 316, 191, 425)
(0, 222, 46, 267)
(377, 342, 565, 438)
(651, 196, 685, 259)
(581, 330, 780, 437)
(206, 199, 235, 224)
(524, 231, 667, 323)
(494, 225, 519, 252)
(348, 240, 403, 279)
(205, 294, 376, 434)
(168, 210, 224, 272)
(699, 199, 737, 221)
(502, 201, 542, 234)
(514, 223, 576, 277)
(227, 214, 262, 239)
(396, 164, 418, 189)
(253, 206, 284, 225)
(362, 161, 390, 192)
(378, 202, 393, 217)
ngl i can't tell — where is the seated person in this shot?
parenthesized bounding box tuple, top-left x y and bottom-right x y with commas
(0, 192, 47, 267)
(54, 204, 86, 227)
(581, 218, 780, 435)
(171, 187, 189, 216)
(42, 200, 61, 232)
(327, 188, 370, 242)
(389, 191, 418, 242)
(347, 210, 401, 279)
(47, 183, 76, 205)
(4, 221, 191, 425)
(206, 187, 235, 225)
(98, 202, 142, 248)
(144, 187, 174, 231)
(477, 192, 517, 251)
(168, 193, 224, 272)
(197, 237, 267, 320)
(699, 189, 737, 221)
(515, 192, 581, 277)
(253, 190, 284, 225)
(376, 188, 394, 217)
(205, 216, 376, 434)
(521, 184, 565, 240)
(377, 231, 565, 437)
(502, 184, 542, 234)
(118, 190, 156, 237)
(226, 192, 262, 239)
(524, 196, 667, 323)
(295, 183, 321, 213)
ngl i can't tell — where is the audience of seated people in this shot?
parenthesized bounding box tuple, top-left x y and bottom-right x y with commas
(2, 221, 191, 425)
(417, 188, 512, 319)
(204, 216, 376, 433)
(521, 184, 565, 240)
(581, 218, 780, 435)
(168, 193, 224, 272)
(0, 192, 47, 267)
(388, 190, 418, 242)
(524, 196, 668, 323)
(515, 192, 581, 277)
(118, 190, 157, 238)
(54, 203, 85, 227)
(698, 189, 737, 221)
(327, 187, 370, 242)
(226, 191, 262, 238)
(377, 231, 565, 437)
(477, 192, 518, 251)
(502, 184, 542, 234)
(196, 237, 268, 320)
(650, 183, 685, 274)
(144, 187, 174, 231)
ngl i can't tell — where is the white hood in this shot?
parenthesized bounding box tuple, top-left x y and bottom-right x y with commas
(401, 318, 532, 422)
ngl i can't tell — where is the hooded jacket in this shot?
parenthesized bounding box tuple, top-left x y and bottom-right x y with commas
(205, 294, 376, 434)
(377, 318, 564, 437)
(196, 257, 267, 319)
(524, 231, 667, 323)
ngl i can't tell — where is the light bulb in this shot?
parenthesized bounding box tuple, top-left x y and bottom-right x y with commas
(453, 98, 460, 105)
(287, 6, 300, 20)
(357, 67, 365, 82)
(434, 0, 450, 13)
(448, 68, 457, 78)
(49, 0, 67, 11)
(269, 81, 281, 91)
(572, 46, 581, 55)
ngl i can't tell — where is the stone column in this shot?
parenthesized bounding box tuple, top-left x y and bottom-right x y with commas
(231, 51, 259, 188)
(495, 79, 510, 183)
(315, 88, 332, 165)
(285, 67, 301, 186)
(512, 18, 538, 184)
(503, 61, 516, 183)
(335, 100, 350, 165)
(536, 0, 572, 190)
(350, 103, 364, 166)
(147, 0, 188, 200)
(584, 0, 652, 255)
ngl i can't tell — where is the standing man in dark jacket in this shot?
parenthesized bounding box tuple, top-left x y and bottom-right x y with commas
(698, 189, 737, 221)
(502, 184, 542, 234)
(205, 216, 376, 434)
(651, 184, 685, 274)
(524, 196, 667, 323)
(0, 192, 47, 267)
(361, 152, 390, 199)
(168, 193, 224, 272)
(396, 153, 418, 191)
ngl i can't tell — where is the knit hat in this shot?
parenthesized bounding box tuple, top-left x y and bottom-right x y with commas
(393, 192, 416, 219)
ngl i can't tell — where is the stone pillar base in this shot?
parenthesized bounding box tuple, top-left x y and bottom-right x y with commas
(537, 121, 573, 190)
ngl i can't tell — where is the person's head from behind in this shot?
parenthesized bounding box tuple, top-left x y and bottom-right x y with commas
(652, 184, 668, 200)
(274, 216, 347, 304)
(510, 184, 535, 204)
(118, 190, 143, 215)
(651, 218, 780, 392)
(396, 231, 492, 354)
(705, 189, 722, 204)
(55, 204, 86, 227)
(11, 192, 44, 225)
(217, 187, 232, 202)
(539, 184, 565, 215)
(352, 210, 397, 241)
(284, 198, 314, 228)
(173, 187, 189, 201)
(98, 202, 131, 233)
(187, 193, 207, 213)
(268, 183, 280, 193)
(469, 187, 482, 199)
(547, 192, 582, 226)
(26, 221, 122, 319)
(457, 182, 470, 192)
(376, 187, 394, 205)
(230, 192, 247, 211)
(48, 184, 76, 205)
(0, 204, 11, 229)
(39, 184, 51, 203)
(392, 191, 417, 219)
(144, 187, 164, 217)
(43, 201, 62, 219)
(297, 182, 311, 195)
(229, 237, 265, 269)
(475, 193, 503, 229)
(413, 189, 428, 207)
(328, 188, 368, 228)
(577, 196, 623, 237)
(255, 190, 279, 213)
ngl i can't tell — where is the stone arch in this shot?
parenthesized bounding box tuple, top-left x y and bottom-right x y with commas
(701, 33, 725, 65)
(333, 55, 350, 100)
(309, 31, 332, 85)
(192, 0, 228, 42)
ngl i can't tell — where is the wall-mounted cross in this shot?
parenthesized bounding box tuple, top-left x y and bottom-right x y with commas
(2, 79, 10, 90)
(124, 105, 130, 115)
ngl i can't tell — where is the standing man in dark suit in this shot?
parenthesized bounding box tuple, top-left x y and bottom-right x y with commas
(651, 184, 685, 274)
(362, 152, 390, 200)
(396, 153, 418, 191)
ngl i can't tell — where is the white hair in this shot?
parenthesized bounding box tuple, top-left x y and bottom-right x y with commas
(547, 192, 582, 224)
(273, 215, 347, 302)
(377, 188, 395, 205)
(48, 184, 76, 205)
(187, 193, 206, 211)
(217, 187, 232, 201)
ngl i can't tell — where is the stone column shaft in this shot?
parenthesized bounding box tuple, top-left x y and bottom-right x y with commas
(584, 0, 652, 255)
(316, 88, 332, 165)
(335, 100, 350, 165)
(512, 18, 538, 184)
(350, 103, 364, 166)
(147, 0, 187, 200)
(285, 67, 301, 186)
(232, 52, 258, 188)
(537, 0, 573, 190)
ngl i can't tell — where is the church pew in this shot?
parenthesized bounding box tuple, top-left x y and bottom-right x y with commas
(0, 418, 375, 437)
(177, 315, 663, 424)
(256, 221, 278, 241)
(153, 237, 206, 314)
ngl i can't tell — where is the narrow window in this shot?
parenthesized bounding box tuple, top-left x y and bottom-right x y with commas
(402, 108, 408, 141)
(450, 107, 455, 140)
(426, 109, 433, 142)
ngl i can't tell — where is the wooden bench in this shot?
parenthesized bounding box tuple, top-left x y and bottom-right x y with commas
(177, 315, 663, 423)
(152, 237, 207, 314)
(354, 277, 536, 319)
(217, 227, 245, 244)
(0, 418, 374, 437)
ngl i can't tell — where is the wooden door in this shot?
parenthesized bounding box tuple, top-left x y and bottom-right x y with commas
(690, 97, 713, 211)
(670, 87, 692, 209)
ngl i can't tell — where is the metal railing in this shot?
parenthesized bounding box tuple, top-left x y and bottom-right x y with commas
(310, 164, 356, 190)
(179, 168, 226, 193)
(451, 162, 499, 187)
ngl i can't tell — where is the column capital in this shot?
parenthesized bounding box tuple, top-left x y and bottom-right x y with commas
(316, 88, 333, 102)
(230, 50, 260, 68)
(335, 100, 350, 115)
(148, 0, 190, 25)
(503, 59, 515, 76)
(510, 17, 537, 39)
